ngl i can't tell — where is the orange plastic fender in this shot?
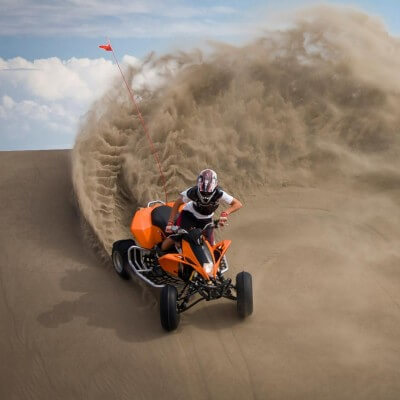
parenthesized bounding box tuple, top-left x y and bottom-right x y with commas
(211, 240, 231, 277)
(158, 254, 182, 277)
(159, 240, 217, 281)
(130, 202, 182, 249)
(131, 206, 163, 249)
(158, 240, 232, 279)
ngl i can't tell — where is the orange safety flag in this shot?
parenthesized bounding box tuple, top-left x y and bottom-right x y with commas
(99, 44, 112, 51)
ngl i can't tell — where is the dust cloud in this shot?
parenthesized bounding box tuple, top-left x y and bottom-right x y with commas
(72, 5, 400, 254)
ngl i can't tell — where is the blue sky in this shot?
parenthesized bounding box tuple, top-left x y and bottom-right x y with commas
(1, 0, 399, 60)
(0, 0, 399, 150)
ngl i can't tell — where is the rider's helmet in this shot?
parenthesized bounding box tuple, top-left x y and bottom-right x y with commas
(197, 169, 218, 204)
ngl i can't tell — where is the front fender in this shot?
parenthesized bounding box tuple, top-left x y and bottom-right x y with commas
(158, 253, 210, 280)
(211, 240, 231, 276)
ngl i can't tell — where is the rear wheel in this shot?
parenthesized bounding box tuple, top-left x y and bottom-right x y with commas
(236, 271, 253, 318)
(160, 285, 180, 331)
(112, 239, 135, 280)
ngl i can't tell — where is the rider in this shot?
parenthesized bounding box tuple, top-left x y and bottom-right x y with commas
(161, 169, 242, 251)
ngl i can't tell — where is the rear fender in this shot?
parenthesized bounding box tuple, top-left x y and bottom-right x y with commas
(130, 201, 180, 249)
(131, 206, 163, 249)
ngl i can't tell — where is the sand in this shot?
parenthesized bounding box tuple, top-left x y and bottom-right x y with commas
(1, 149, 400, 399)
(2, 5, 400, 399)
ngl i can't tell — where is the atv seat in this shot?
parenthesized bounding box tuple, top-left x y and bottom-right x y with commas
(151, 205, 172, 232)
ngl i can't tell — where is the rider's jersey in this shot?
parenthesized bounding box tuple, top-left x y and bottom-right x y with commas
(180, 186, 234, 219)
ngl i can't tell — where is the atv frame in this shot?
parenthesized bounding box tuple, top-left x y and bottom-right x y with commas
(126, 235, 234, 313)
(112, 200, 253, 330)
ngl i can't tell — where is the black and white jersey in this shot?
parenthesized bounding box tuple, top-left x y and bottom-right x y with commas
(180, 186, 234, 219)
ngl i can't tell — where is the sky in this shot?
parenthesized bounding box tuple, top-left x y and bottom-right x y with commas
(0, 0, 399, 150)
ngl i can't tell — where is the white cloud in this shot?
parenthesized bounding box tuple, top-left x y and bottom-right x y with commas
(2, 95, 15, 109)
(0, 53, 177, 149)
(0, 94, 78, 150)
(1, 56, 118, 102)
(1, 95, 73, 123)
(0, 55, 144, 149)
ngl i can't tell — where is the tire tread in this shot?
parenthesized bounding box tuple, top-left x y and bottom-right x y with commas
(236, 271, 253, 318)
(160, 285, 180, 331)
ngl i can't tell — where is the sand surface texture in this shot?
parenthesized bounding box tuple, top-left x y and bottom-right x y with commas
(3, 6, 400, 399)
(1, 150, 400, 400)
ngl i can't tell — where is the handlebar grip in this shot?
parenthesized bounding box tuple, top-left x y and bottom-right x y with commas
(170, 225, 179, 233)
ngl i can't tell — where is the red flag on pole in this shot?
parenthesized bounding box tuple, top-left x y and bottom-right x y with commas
(97, 38, 168, 202)
(99, 44, 112, 51)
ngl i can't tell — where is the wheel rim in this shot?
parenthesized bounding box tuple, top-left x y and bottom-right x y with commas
(113, 251, 124, 273)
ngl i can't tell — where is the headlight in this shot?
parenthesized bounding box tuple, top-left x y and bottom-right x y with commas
(203, 262, 213, 275)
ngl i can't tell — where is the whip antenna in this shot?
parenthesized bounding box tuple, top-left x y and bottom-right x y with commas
(99, 39, 168, 203)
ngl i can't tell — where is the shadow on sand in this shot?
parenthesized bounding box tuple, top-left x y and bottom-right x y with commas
(38, 252, 242, 341)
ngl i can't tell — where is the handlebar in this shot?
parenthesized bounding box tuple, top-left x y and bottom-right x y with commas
(202, 220, 220, 231)
(170, 226, 188, 235)
(168, 219, 220, 237)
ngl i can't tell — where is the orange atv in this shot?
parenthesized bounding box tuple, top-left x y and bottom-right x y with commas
(111, 200, 253, 331)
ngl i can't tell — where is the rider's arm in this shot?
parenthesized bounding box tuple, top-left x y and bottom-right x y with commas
(218, 197, 242, 226)
(168, 195, 184, 224)
(223, 198, 242, 216)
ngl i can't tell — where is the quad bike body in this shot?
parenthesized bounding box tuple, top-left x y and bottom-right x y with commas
(112, 200, 253, 331)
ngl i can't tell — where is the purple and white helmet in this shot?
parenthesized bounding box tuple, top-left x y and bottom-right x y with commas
(197, 169, 218, 204)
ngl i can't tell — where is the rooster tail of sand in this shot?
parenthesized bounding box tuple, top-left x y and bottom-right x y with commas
(72, 5, 400, 254)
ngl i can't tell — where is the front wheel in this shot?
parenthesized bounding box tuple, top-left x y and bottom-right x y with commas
(236, 271, 253, 318)
(160, 285, 180, 331)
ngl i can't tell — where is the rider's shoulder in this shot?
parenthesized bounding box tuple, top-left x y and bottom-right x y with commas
(215, 187, 225, 198)
(185, 186, 198, 200)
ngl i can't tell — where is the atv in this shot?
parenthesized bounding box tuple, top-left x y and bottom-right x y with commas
(111, 200, 253, 331)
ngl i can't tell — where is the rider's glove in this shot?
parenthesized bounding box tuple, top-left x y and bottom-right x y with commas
(219, 211, 229, 227)
(165, 221, 174, 234)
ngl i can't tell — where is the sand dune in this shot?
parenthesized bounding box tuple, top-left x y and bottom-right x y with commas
(2, 5, 400, 400)
(1, 150, 400, 399)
